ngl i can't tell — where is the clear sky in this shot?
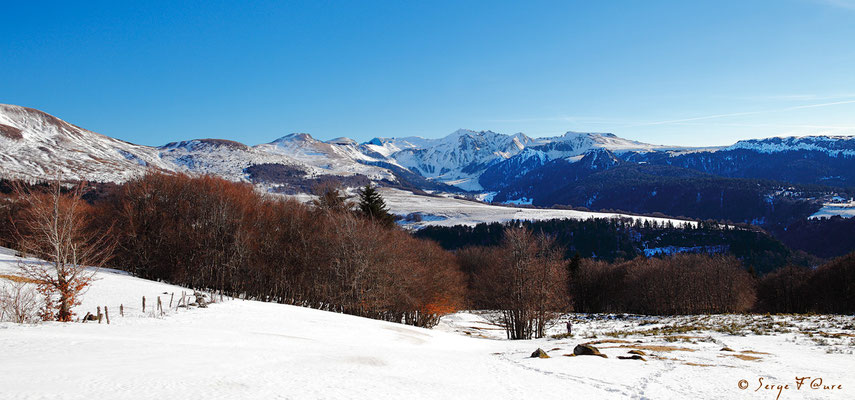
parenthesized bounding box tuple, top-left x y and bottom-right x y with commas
(2, 0, 855, 147)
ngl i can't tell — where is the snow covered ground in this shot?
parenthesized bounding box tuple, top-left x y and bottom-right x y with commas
(810, 200, 855, 219)
(380, 188, 696, 229)
(2, 249, 853, 399)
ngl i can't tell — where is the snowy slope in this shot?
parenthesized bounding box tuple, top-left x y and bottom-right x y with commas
(379, 188, 696, 229)
(256, 133, 398, 181)
(810, 199, 855, 219)
(2, 249, 853, 400)
(726, 136, 855, 157)
(158, 138, 313, 182)
(0, 104, 172, 182)
(383, 129, 532, 191)
(0, 105, 398, 185)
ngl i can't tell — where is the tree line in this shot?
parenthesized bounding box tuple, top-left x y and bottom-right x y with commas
(415, 218, 816, 274)
(2, 174, 464, 327)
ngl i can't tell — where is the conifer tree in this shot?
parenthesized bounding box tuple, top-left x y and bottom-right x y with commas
(357, 184, 395, 228)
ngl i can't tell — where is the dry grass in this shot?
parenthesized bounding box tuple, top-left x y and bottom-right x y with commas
(0, 274, 41, 284)
(721, 353, 762, 361)
(620, 344, 697, 353)
(584, 339, 631, 346)
(684, 362, 715, 367)
(598, 344, 697, 353)
(740, 350, 770, 355)
(816, 331, 855, 338)
(665, 335, 704, 340)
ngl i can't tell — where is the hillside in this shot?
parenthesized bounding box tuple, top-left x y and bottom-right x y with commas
(2, 248, 854, 399)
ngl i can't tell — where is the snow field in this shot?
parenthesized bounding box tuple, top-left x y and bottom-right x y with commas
(380, 188, 696, 229)
(2, 249, 854, 399)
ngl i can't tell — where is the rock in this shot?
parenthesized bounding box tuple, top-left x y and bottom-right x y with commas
(573, 344, 602, 356)
(531, 348, 550, 358)
(83, 313, 98, 321)
(628, 350, 646, 356)
(618, 355, 647, 361)
(721, 347, 734, 352)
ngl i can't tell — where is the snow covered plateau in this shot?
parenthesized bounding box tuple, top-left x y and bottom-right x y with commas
(2, 249, 853, 400)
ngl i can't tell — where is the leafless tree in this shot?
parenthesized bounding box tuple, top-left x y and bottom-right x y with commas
(0, 280, 42, 323)
(13, 179, 115, 321)
(475, 227, 568, 339)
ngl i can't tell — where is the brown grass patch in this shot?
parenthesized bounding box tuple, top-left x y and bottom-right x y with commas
(618, 344, 697, 353)
(0, 124, 23, 140)
(684, 362, 715, 367)
(584, 339, 631, 346)
(721, 353, 761, 361)
(741, 350, 770, 355)
(664, 335, 704, 340)
(816, 331, 855, 338)
(0, 274, 41, 284)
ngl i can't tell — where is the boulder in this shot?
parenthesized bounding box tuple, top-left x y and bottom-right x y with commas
(628, 350, 646, 356)
(574, 344, 607, 358)
(720, 347, 734, 352)
(618, 355, 646, 361)
(530, 348, 550, 358)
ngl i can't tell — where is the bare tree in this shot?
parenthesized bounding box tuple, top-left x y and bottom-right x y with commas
(0, 280, 41, 323)
(13, 179, 115, 322)
(475, 227, 568, 339)
(310, 181, 352, 214)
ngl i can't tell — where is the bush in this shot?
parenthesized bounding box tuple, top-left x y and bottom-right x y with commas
(0, 280, 42, 323)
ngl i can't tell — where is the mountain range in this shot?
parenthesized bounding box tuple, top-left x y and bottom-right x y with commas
(2, 103, 854, 229)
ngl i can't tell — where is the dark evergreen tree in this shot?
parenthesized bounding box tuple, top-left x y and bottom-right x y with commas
(357, 184, 395, 228)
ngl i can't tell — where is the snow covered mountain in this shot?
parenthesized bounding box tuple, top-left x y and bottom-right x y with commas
(256, 133, 398, 181)
(725, 135, 855, 156)
(479, 132, 679, 190)
(0, 104, 396, 187)
(372, 129, 532, 191)
(3, 103, 855, 218)
(0, 104, 172, 182)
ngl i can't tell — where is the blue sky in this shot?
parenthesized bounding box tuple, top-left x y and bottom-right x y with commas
(2, 0, 855, 147)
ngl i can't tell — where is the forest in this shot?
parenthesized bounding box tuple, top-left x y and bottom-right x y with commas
(415, 218, 817, 274)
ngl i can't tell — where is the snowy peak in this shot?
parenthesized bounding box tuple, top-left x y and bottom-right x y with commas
(385, 129, 534, 191)
(578, 148, 621, 170)
(539, 131, 670, 153)
(0, 104, 85, 142)
(0, 104, 172, 182)
(160, 138, 250, 151)
(269, 132, 318, 145)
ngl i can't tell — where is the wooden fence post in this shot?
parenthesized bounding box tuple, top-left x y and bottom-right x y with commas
(97, 306, 103, 324)
(157, 296, 163, 316)
(142, 296, 146, 313)
(105, 306, 110, 325)
(169, 293, 174, 308)
(120, 304, 124, 317)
